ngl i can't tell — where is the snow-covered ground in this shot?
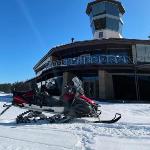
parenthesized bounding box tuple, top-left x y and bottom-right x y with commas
(0, 95, 150, 150)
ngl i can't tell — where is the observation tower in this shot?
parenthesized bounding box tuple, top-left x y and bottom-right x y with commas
(86, 0, 125, 39)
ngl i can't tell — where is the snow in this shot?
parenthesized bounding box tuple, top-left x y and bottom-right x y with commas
(0, 92, 12, 96)
(0, 95, 150, 150)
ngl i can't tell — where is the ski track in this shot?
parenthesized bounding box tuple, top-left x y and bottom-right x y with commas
(0, 125, 80, 150)
(0, 124, 82, 150)
(0, 136, 69, 150)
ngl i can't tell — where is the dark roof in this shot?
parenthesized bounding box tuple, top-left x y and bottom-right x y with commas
(86, 0, 125, 15)
(33, 38, 150, 70)
(35, 64, 136, 82)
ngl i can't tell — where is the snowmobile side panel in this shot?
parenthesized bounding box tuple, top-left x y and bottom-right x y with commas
(14, 103, 65, 114)
(13, 96, 27, 105)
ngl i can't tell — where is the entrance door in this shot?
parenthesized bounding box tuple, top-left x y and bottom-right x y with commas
(113, 75, 136, 100)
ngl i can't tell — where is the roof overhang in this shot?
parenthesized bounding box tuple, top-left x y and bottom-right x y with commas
(33, 38, 150, 71)
(86, 0, 125, 15)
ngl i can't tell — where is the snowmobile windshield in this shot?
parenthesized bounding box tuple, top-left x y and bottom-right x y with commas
(72, 77, 84, 94)
(46, 79, 56, 89)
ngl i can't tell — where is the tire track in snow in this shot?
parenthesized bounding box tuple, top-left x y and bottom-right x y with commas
(0, 125, 80, 150)
(0, 135, 70, 149)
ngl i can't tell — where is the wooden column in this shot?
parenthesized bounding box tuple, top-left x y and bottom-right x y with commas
(98, 70, 114, 99)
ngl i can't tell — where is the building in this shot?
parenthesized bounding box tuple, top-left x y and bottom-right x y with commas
(33, 0, 150, 102)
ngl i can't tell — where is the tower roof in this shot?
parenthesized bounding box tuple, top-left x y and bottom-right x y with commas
(86, 0, 125, 15)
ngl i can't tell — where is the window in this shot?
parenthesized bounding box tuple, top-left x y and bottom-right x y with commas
(67, 58, 72, 65)
(79, 56, 85, 64)
(105, 2, 119, 17)
(56, 60, 61, 66)
(72, 57, 79, 65)
(93, 17, 121, 32)
(85, 55, 91, 64)
(100, 55, 107, 64)
(106, 17, 119, 32)
(136, 45, 150, 63)
(99, 32, 103, 38)
(92, 2, 106, 16)
(91, 2, 119, 17)
(62, 59, 68, 66)
(52, 61, 57, 67)
(108, 55, 116, 64)
(91, 21, 95, 34)
(91, 55, 100, 64)
(94, 18, 106, 30)
(48, 61, 52, 68)
(116, 56, 126, 64)
(119, 21, 123, 34)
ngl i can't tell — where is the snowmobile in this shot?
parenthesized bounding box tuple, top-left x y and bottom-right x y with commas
(0, 77, 121, 124)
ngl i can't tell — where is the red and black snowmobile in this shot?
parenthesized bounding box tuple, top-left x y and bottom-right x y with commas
(0, 77, 121, 124)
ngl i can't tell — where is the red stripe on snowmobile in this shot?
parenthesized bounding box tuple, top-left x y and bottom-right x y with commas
(23, 91, 34, 97)
(80, 95, 96, 105)
(14, 96, 27, 105)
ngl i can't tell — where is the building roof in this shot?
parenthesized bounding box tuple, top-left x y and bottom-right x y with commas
(33, 38, 150, 71)
(86, 0, 125, 15)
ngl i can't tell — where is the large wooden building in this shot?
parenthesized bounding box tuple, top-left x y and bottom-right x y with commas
(33, 0, 150, 102)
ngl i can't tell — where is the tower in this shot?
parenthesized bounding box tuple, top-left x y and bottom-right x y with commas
(86, 0, 125, 39)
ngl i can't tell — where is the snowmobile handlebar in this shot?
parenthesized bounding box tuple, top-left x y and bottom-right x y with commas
(3, 104, 11, 107)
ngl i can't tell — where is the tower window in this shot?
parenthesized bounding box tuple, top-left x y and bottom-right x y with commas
(93, 17, 122, 32)
(106, 17, 119, 32)
(92, 2, 106, 16)
(105, 2, 119, 17)
(91, 2, 119, 17)
(94, 18, 106, 30)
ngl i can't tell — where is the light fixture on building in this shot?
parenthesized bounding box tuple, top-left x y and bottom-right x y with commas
(71, 38, 75, 43)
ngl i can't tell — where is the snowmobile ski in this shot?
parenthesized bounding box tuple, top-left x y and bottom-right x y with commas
(94, 113, 121, 124)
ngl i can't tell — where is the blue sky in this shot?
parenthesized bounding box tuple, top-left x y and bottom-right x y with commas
(0, 0, 150, 83)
